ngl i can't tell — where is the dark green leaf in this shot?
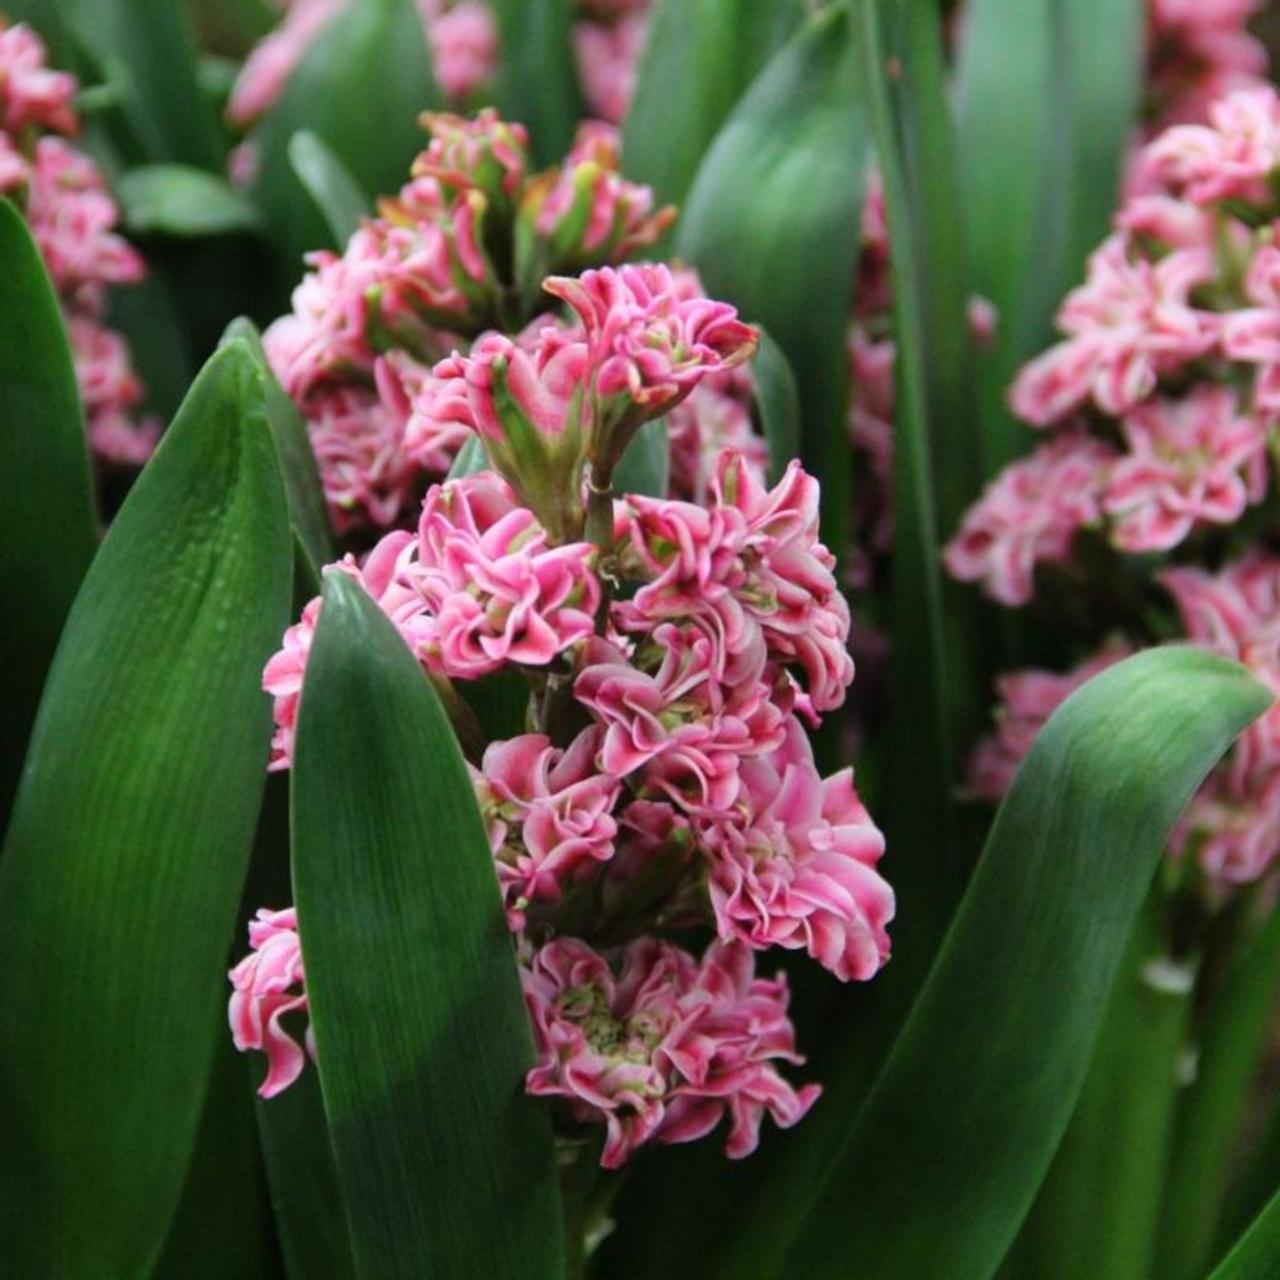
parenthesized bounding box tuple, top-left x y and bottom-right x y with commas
(751, 330, 800, 484)
(622, 0, 805, 210)
(488, 0, 582, 166)
(678, 4, 867, 553)
(1210, 1186, 1280, 1279)
(0, 342, 292, 1275)
(613, 416, 669, 499)
(222, 317, 335, 578)
(252, 0, 436, 295)
(116, 164, 264, 237)
(779, 647, 1268, 1279)
(291, 572, 565, 1278)
(288, 130, 372, 249)
(0, 200, 97, 818)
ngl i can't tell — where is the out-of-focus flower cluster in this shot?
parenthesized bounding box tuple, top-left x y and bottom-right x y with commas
(950, 84, 1280, 896)
(0, 20, 156, 465)
(233, 115, 887, 1169)
(573, 0, 650, 125)
(227, 0, 499, 128)
(263, 110, 677, 535)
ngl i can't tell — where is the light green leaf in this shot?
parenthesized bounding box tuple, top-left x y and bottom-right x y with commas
(288, 130, 372, 249)
(0, 200, 97, 817)
(0, 342, 292, 1276)
(291, 571, 565, 1278)
(447, 433, 492, 480)
(116, 164, 264, 237)
(1211, 1185, 1280, 1279)
(678, 4, 867, 552)
(781, 647, 1269, 1280)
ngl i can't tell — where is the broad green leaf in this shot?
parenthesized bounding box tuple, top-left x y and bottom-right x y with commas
(488, 0, 582, 166)
(291, 572, 565, 1278)
(751, 330, 801, 484)
(1002, 894, 1191, 1280)
(116, 164, 264, 237)
(289, 130, 372, 248)
(622, 0, 805, 210)
(252, 0, 436, 295)
(679, 4, 867, 553)
(0, 200, 97, 817)
(0, 342, 292, 1276)
(57, 0, 223, 167)
(779, 646, 1269, 1280)
(1157, 906, 1280, 1280)
(222, 318, 335, 579)
(613, 416, 669, 499)
(1211, 1186, 1280, 1280)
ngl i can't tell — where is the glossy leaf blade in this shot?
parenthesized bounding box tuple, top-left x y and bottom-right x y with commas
(291, 573, 564, 1279)
(678, 5, 867, 552)
(288, 130, 372, 248)
(0, 342, 292, 1276)
(622, 0, 805, 209)
(784, 646, 1270, 1279)
(751, 330, 801, 485)
(116, 164, 264, 237)
(0, 199, 97, 816)
(1211, 1187, 1280, 1280)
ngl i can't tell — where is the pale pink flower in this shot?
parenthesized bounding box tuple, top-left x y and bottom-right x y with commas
(573, 13, 649, 125)
(0, 131, 28, 190)
(475, 728, 620, 927)
(88, 411, 161, 467)
(944, 433, 1116, 607)
(413, 109, 528, 209)
(1008, 234, 1215, 425)
(1141, 86, 1280, 205)
(228, 907, 313, 1099)
(0, 21, 77, 135)
(379, 347, 470, 476)
(968, 647, 1132, 803)
(428, 2, 497, 101)
(1102, 386, 1267, 552)
(68, 315, 143, 419)
(523, 934, 820, 1168)
(1221, 240, 1280, 414)
(226, 0, 344, 125)
(1173, 770, 1280, 886)
(667, 383, 768, 506)
(1116, 194, 1217, 251)
(700, 721, 892, 983)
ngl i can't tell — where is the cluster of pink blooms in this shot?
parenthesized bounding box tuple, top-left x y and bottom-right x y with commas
(262, 110, 678, 535)
(573, 0, 651, 125)
(0, 21, 156, 465)
(227, 0, 498, 129)
(231, 156, 890, 1162)
(952, 83, 1280, 893)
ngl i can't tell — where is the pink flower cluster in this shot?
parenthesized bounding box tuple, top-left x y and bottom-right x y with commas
(573, 0, 651, 125)
(0, 21, 156, 466)
(234, 257, 886, 1163)
(948, 87, 1280, 607)
(263, 111, 674, 534)
(227, 0, 497, 127)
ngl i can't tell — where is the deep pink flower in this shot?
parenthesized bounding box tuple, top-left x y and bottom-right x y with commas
(1102, 386, 1267, 552)
(475, 728, 621, 927)
(226, 0, 344, 125)
(0, 20, 77, 135)
(700, 720, 892, 983)
(1008, 234, 1215, 425)
(967, 647, 1132, 803)
(377, 347, 469, 478)
(228, 907, 313, 1099)
(522, 934, 819, 1168)
(944, 432, 1116, 607)
(427, 2, 498, 101)
(413, 108, 528, 211)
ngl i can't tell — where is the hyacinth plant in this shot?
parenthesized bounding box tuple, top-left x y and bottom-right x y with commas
(7, 3, 1280, 1280)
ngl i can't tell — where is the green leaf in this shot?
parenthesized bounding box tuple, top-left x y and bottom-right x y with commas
(622, 0, 805, 210)
(222, 318, 335, 579)
(1157, 906, 1280, 1280)
(0, 342, 292, 1276)
(1211, 1186, 1280, 1279)
(613, 416, 670, 499)
(1002, 894, 1192, 1280)
(447, 433, 492, 480)
(0, 200, 97, 818)
(488, 0, 582, 166)
(116, 164, 264, 237)
(751, 329, 801, 484)
(678, 4, 867, 553)
(781, 646, 1270, 1279)
(291, 572, 565, 1278)
(288, 130, 373, 249)
(252, 0, 436, 295)
(57, 0, 223, 167)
